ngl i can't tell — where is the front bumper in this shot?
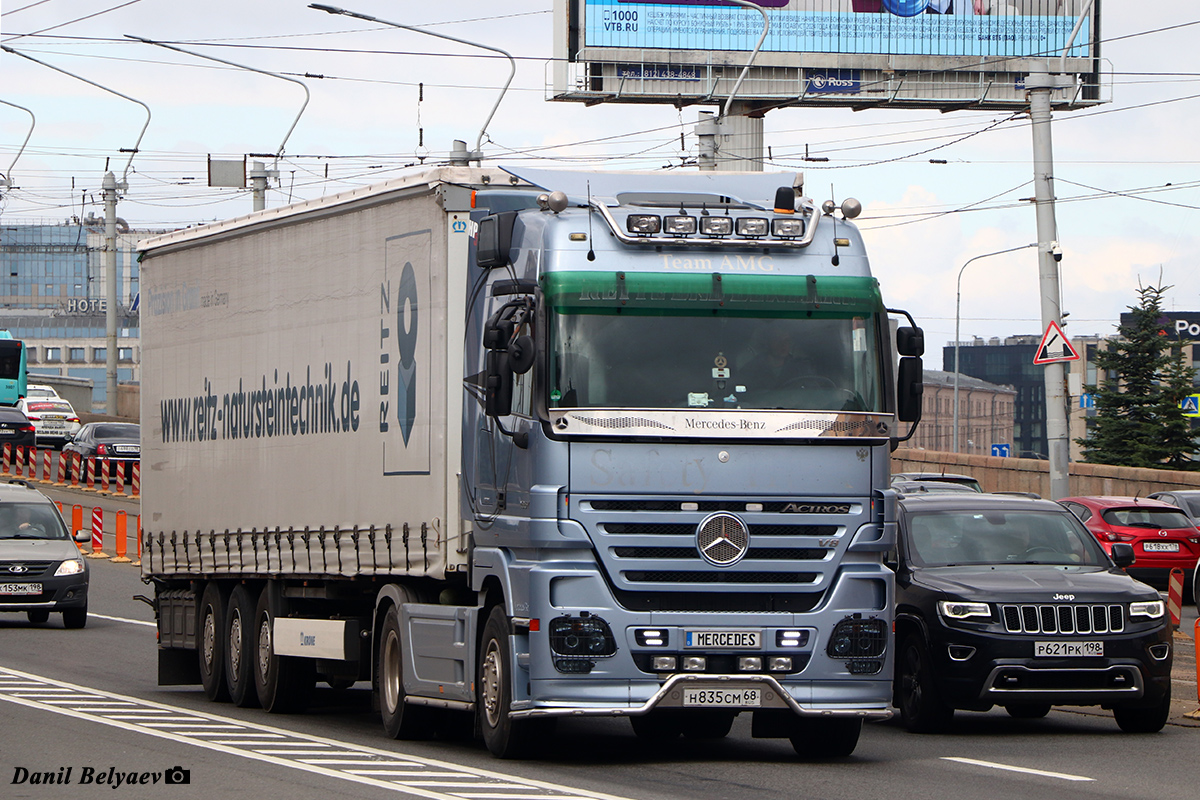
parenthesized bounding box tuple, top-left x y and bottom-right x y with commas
(928, 625, 1172, 709)
(512, 672, 892, 720)
(0, 576, 88, 612)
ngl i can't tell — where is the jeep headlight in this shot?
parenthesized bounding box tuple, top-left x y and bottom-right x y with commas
(937, 600, 991, 621)
(1129, 600, 1165, 619)
(55, 559, 85, 577)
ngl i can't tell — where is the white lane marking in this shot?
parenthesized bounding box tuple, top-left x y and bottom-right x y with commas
(0, 667, 637, 800)
(942, 757, 1095, 782)
(89, 612, 156, 627)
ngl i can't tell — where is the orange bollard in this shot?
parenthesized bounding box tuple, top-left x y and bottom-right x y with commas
(111, 510, 130, 563)
(72, 504, 84, 551)
(86, 506, 108, 559)
(1194, 618, 1199, 711)
(132, 514, 142, 566)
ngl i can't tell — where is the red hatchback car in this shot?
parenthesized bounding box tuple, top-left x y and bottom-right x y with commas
(1060, 496, 1199, 600)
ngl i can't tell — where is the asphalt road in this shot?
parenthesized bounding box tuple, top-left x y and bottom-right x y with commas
(1, 486, 1198, 800)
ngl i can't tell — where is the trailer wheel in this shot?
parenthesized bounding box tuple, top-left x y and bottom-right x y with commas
(378, 605, 435, 739)
(224, 584, 260, 708)
(478, 605, 554, 758)
(198, 582, 229, 702)
(252, 585, 314, 713)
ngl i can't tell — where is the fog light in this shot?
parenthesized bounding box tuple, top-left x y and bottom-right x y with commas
(738, 657, 762, 672)
(626, 214, 661, 234)
(735, 218, 768, 237)
(772, 218, 805, 238)
(768, 657, 792, 671)
(652, 656, 677, 671)
(663, 215, 697, 235)
(947, 645, 976, 662)
(1148, 643, 1170, 661)
(683, 656, 706, 671)
(699, 215, 733, 236)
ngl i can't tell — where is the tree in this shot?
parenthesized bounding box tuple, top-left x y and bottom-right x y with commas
(1077, 283, 1198, 469)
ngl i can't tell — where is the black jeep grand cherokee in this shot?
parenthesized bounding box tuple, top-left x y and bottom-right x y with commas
(892, 494, 1172, 733)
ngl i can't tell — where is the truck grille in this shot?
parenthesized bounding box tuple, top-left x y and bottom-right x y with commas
(1000, 604, 1125, 635)
(575, 494, 864, 611)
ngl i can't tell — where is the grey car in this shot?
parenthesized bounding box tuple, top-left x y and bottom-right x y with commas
(0, 479, 89, 627)
(1147, 489, 1200, 607)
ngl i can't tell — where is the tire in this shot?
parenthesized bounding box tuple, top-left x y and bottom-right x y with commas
(896, 635, 954, 733)
(252, 584, 314, 713)
(27, 609, 50, 624)
(198, 583, 229, 702)
(682, 711, 736, 740)
(377, 605, 436, 739)
(629, 710, 685, 741)
(1005, 703, 1051, 719)
(62, 605, 87, 629)
(478, 605, 555, 758)
(789, 718, 863, 758)
(224, 584, 260, 708)
(1113, 683, 1171, 733)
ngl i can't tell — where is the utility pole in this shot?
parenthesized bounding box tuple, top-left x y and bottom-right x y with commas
(1027, 67, 1073, 500)
(103, 171, 119, 414)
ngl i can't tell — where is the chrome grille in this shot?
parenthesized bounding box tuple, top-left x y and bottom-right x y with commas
(575, 493, 858, 602)
(0, 561, 54, 576)
(1000, 604, 1124, 635)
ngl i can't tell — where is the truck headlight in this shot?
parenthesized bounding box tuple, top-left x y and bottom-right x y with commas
(55, 559, 85, 577)
(626, 215, 661, 234)
(937, 601, 991, 621)
(1129, 600, 1165, 619)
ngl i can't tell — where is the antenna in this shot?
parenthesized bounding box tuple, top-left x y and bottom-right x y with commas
(0, 100, 35, 191)
(310, 4, 516, 163)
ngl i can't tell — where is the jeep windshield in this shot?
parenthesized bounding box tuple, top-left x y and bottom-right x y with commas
(545, 272, 885, 412)
(905, 509, 1110, 568)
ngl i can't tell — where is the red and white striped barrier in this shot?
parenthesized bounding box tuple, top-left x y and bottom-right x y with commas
(86, 506, 108, 559)
(131, 462, 140, 497)
(115, 461, 125, 495)
(41, 449, 51, 483)
(1167, 568, 1184, 629)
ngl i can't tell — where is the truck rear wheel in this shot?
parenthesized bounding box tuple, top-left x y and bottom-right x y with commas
(224, 584, 260, 708)
(252, 585, 314, 713)
(478, 605, 554, 758)
(378, 605, 435, 739)
(198, 582, 229, 702)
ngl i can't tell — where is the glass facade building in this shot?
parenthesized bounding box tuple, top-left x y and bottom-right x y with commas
(0, 221, 158, 408)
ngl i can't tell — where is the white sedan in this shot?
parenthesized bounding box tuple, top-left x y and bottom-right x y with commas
(16, 398, 81, 447)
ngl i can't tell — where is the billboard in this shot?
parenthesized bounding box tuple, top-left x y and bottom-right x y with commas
(552, 0, 1104, 110)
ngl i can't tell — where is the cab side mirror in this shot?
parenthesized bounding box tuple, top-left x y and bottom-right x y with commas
(1109, 542, 1135, 569)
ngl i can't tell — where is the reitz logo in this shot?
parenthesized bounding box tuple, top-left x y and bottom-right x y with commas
(11, 765, 191, 787)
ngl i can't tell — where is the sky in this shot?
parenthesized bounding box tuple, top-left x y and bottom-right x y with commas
(1, 1, 1198, 355)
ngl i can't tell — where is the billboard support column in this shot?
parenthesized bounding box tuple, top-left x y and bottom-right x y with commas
(713, 102, 764, 172)
(1027, 68, 1074, 500)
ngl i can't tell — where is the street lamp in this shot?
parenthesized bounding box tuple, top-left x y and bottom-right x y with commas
(954, 243, 1037, 453)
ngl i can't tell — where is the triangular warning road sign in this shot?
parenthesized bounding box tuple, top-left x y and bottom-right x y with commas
(1033, 320, 1080, 365)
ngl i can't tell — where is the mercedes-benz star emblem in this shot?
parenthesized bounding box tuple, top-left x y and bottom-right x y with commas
(695, 512, 750, 567)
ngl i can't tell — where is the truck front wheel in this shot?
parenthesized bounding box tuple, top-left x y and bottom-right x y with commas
(478, 605, 554, 758)
(198, 582, 229, 702)
(378, 605, 435, 739)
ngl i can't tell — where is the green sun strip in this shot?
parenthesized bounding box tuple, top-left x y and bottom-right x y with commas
(542, 271, 883, 316)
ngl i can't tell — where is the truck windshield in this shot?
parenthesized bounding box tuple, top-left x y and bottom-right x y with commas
(545, 272, 885, 412)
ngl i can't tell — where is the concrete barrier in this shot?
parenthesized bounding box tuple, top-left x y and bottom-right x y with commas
(892, 448, 1200, 497)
